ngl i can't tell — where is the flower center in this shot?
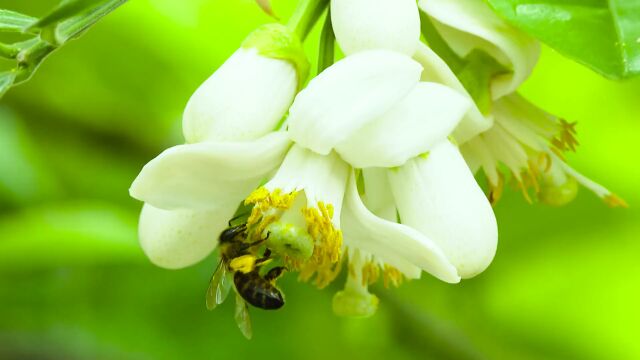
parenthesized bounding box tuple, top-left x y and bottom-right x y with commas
(244, 187, 344, 288)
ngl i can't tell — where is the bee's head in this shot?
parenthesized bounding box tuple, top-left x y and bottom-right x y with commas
(219, 223, 247, 244)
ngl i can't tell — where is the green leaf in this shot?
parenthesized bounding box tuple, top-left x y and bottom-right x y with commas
(0, 9, 37, 32)
(56, 0, 128, 42)
(485, 0, 640, 79)
(28, 0, 105, 30)
(0, 71, 16, 98)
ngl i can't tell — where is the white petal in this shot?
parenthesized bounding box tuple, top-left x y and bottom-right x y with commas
(336, 82, 470, 168)
(183, 48, 297, 143)
(331, 0, 420, 56)
(139, 204, 231, 269)
(287, 50, 422, 155)
(361, 168, 396, 221)
(265, 145, 349, 227)
(418, 0, 540, 99)
(342, 171, 460, 283)
(388, 140, 498, 278)
(130, 132, 291, 210)
(413, 43, 492, 144)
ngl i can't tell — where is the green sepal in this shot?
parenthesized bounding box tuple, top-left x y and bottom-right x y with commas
(456, 50, 509, 115)
(242, 23, 310, 90)
(420, 10, 510, 114)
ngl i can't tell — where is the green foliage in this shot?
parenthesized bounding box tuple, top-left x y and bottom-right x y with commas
(0, 0, 128, 98)
(0, 0, 638, 359)
(486, 0, 640, 79)
(0, 9, 36, 32)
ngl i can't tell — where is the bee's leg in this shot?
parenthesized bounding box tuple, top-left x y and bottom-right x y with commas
(254, 249, 273, 268)
(264, 266, 287, 283)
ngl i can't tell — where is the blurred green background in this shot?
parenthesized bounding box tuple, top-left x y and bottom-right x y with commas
(0, 1, 639, 359)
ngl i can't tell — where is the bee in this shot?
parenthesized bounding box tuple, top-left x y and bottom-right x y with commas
(206, 222, 286, 339)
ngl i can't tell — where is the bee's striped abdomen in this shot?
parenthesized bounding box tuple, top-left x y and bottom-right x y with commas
(234, 271, 284, 310)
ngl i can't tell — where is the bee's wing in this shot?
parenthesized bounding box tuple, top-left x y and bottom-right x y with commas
(234, 291, 253, 340)
(206, 261, 232, 310)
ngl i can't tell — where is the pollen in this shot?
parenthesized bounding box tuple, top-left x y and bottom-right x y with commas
(298, 258, 343, 289)
(244, 187, 298, 240)
(293, 201, 344, 288)
(302, 202, 343, 265)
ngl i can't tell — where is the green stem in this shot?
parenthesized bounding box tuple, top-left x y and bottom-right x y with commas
(57, 0, 128, 42)
(317, 9, 335, 73)
(287, 0, 330, 41)
(0, 43, 19, 59)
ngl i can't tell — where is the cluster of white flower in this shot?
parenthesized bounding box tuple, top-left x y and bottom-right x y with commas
(130, 0, 623, 317)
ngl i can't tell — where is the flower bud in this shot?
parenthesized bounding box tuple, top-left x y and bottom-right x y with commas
(331, 0, 420, 56)
(183, 24, 308, 143)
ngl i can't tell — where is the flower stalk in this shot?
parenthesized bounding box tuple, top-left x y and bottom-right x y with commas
(287, 0, 330, 41)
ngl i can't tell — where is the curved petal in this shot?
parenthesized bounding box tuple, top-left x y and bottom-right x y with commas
(418, 0, 540, 99)
(287, 50, 422, 155)
(265, 145, 349, 227)
(331, 0, 420, 56)
(413, 43, 492, 143)
(139, 204, 232, 269)
(130, 132, 291, 210)
(387, 140, 498, 278)
(361, 168, 396, 221)
(342, 171, 460, 283)
(336, 82, 470, 168)
(183, 48, 297, 143)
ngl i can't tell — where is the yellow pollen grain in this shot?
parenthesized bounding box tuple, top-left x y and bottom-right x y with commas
(302, 202, 343, 267)
(244, 187, 297, 240)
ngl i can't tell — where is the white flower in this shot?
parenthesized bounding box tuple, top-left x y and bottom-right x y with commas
(285, 49, 498, 315)
(418, 0, 540, 99)
(413, 43, 491, 144)
(386, 140, 498, 278)
(287, 49, 423, 155)
(242, 145, 350, 288)
(460, 94, 626, 207)
(130, 24, 306, 269)
(331, 0, 420, 56)
(183, 47, 297, 143)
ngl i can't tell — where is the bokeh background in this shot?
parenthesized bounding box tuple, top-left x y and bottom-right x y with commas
(0, 1, 639, 359)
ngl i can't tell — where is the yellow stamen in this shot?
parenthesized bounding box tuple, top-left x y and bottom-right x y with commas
(362, 261, 380, 286)
(488, 173, 505, 206)
(244, 187, 298, 240)
(551, 119, 579, 153)
(382, 265, 404, 288)
(298, 257, 343, 289)
(603, 194, 629, 208)
(302, 202, 343, 265)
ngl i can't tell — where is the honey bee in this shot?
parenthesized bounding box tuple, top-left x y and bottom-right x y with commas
(206, 222, 286, 339)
